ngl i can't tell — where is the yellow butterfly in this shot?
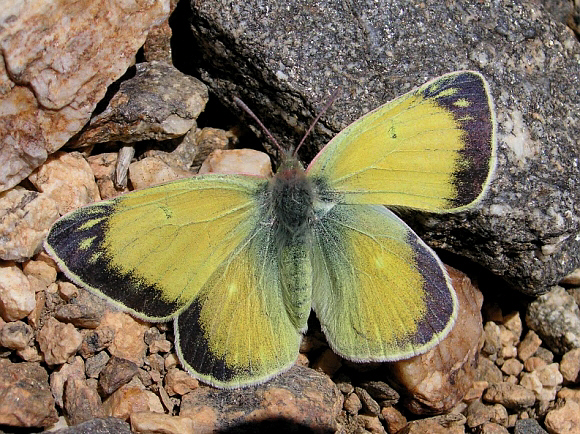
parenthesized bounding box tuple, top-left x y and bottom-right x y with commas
(45, 71, 496, 388)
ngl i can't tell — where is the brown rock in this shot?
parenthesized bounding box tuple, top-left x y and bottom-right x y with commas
(0, 187, 59, 260)
(192, 127, 234, 167)
(343, 392, 362, 414)
(545, 399, 580, 434)
(502, 311, 523, 341)
(463, 381, 489, 403)
(87, 152, 130, 200)
(71, 62, 208, 146)
(103, 384, 164, 421)
(149, 339, 172, 354)
(524, 356, 548, 372)
(479, 422, 510, 434)
(356, 414, 387, 433)
(143, 11, 173, 63)
(388, 266, 484, 414)
(50, 355, 86, 408)
(79, 326, 115, 357)
(164, 368, 199, 396)
(355, 387, 380, 416)
(466, 400, 508, 428)
(518, 330, 542, 361)
(130, 412, 195, 434)
(477, 357, 504, 383)
(0, 0, 171, 192)
(482, 321, 501, 356)
(180, 365, 342, 433)
(399, 413, 466, 434)
(0, 360, 58, 427)
(98, 311, 149, 366)
(198, 148, 273, 177)
(0, 263, 37, 321)
(57, 281, 80, 301)
(22, 259, 57, 287)
(99, 356, 139, 396)
(501, 358, 523, 376)
(381, 406, 407, 433)
(359, 380, 399, 406)
(560, 348, 580, 383)
(311, 347, 342, 377)
(0, 320, 33, 350)
(557, 387, 580, 402)
(29, 151, 100, 215)
(54, 290, 106, 329)
(64, 378, 104, 425)
(37, 317, 82, 365)
(129, 156, 192, 190)
(483, 383, 535, 409)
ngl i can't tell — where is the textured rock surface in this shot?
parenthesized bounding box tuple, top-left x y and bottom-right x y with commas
(180, 365, 342, 433)
(0, 360, 58, 427)
(187, 0, 580, 295)
(0, 0, 170, 192)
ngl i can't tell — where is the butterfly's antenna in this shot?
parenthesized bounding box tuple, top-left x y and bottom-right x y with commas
(234, 97, 284, 153)
(294, 87, 342, 156)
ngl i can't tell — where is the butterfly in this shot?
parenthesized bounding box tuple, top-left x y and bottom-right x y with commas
(45, 71, 496, 388)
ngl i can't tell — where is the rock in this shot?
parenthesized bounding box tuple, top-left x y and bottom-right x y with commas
(0, 320, 33, 350)
(0, 187, 59, 260)
(98, 311, 149, 366)
(128, 156, 192, 190)
(398, 413, 466, 434)
(544, 399, 580, 434)
(343, 392, 362, 415)
(198, 148, 273, 177)
(463, 381, 489, 403)
(479, 422, 510, 434)
(79, 326, 115, 358)
(180, 365, 342, 433)
(64, 378, 104, 425)
(0, 263, 37, 321)
(87, 153, 130, 200)
(560, 269, 580, 286)
(518, 330, 543, 362)
(311, 347, 342, 377)
(381, 406, 407, 433)
(102, 384, 164, 421)
(483, 383, 535, 409)
(0, 0, 171, 192)
(354, 387, 380, 416)
(501, 358, 523, 376)
(0, 360, 58, 427)
(142, 3, 173, 63)
(29, 151, 101, 215)
(99, 356, 139, 396)
(51, 417, 132, 434)
(130, 412, 195, 434)
(388, 266, 484, 414)
(54, 290, 106, 329)
(22, 259, 58, 287)
(149, 339, 171, 354)
(482, 321, 502, 356)
(50, 356, 86, 408)
(85, 351, 111, 379)
(526, 286, 580, 355)
(164, 368, 199, 396)
(560, 348, 580, 383)
(70, 62, 208, 146)
(192, 127, 234, 167)
(525, 357, 548, 373)
(477, 357, 504, 384)
(513, 418, 549, 434)
(466, 400, 508, 428)
(189, 0, 580, 296)
(358, 380, 399, 406)
(355, 414, 387, 433)
(38, 317, 83, 365)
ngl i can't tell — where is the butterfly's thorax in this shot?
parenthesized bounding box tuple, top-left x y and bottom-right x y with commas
(268, 157, 315, 243)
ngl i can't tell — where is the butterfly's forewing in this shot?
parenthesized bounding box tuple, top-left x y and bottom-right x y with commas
(307, 71, 496, 212)
(45, 175, 266, 321)
(46, 174, 304, 387)
(310, 204, 457, 361)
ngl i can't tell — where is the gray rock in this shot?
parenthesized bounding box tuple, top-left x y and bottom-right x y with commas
(526, 286, 580, 355)
(187, 0, 580, 295)
(70, 61, 208, 146)
(514, 418, 548, 434)
(51, 417, 131, 434)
